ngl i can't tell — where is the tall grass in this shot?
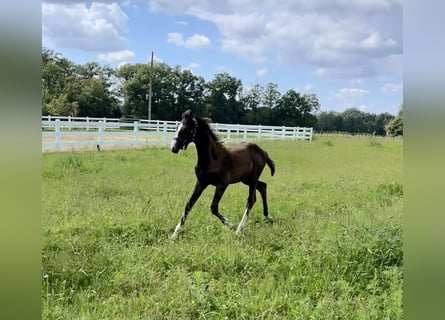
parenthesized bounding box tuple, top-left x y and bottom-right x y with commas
(42, 136, 403, 319)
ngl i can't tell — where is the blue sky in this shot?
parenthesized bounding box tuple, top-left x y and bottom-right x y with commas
(42, 0, 403, 115)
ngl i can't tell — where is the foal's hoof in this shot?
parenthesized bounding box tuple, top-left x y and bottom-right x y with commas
(170, 233, 179, 241)
(266, 216, 274, 223)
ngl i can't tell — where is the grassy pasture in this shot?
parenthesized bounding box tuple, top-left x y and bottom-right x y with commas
(42, 136, 403, 319)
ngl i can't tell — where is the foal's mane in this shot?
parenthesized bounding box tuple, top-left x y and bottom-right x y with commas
(195, 117, 223, 144)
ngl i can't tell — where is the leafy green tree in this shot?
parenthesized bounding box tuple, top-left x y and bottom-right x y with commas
(44, 93, 79, 116)
(300, 93, 320, 127)
(242, 84, 264, 111)
(386, 105, 403, 136)
(263, 83, 281, 109)
(341, 108, 370, 133)
(257, 82, 281, 125)
(68, 77, 120, 117)
(117, 63, 206, 120)
(274, 89, 302, 126)
(316, 109, 396, 135)
(42, 48, 121, 117)
(42, 48, 76, 115)
(317, 111, 343, 132)
(340, 108, 395, 135)
(375, 112, 395, 135)
(116, 63, 151, 118)
(242, 84, 264, 124)
(68, 63, 121, 117)
(165, 66, 206, 120)
(273, 89, 319, 126)
(152, 64, 181, 120)
(242, 83, 282, 125)
(206, 73, 244, 123)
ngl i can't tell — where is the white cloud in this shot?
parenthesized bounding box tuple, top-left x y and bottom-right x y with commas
(221, 38, 266, 63)
(303, 83, 315, 91)
(216, 65, 229, 72)
(381, 82, 402, 93)
(350, 78, 364, 85)
(167, 32, 211, 50)
(256, 68, 268, 77)
(329, 87, 371, 111)
(149, 0, 232, 15)
(360, 32, 397, 50)
(149, 0, 402, 79)
(184, 62, 200, 72)
(314, 68, 327, 77)
(188, 62, 200, 68)
(357, 104, 369, 112)
(98, 50, 134, 62)
(175, 20, 189, 26)
(334, 88, 370, 99)
(43, 0, 402, 83)
(42, 2, 128, 51)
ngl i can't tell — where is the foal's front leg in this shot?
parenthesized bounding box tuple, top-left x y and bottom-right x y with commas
(210, 184, 234, 229)
(171, 181, 207, 240)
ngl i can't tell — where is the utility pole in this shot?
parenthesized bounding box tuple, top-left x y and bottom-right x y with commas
(148, 51, 153, 120)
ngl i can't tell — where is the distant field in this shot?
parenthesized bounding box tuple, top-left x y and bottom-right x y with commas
(42, 136, 403, 319)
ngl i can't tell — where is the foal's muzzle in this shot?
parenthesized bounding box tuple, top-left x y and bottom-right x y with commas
(170, 137, 190, 153)
(170, 139, 181, 153)
(170, 120, 197, 153)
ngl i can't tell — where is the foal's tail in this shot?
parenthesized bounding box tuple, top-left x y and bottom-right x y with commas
(251, 143, 275, 176)
(266, 154, 275, 176)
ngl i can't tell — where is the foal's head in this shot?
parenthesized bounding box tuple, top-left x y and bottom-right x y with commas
(170, 110, 197, 153)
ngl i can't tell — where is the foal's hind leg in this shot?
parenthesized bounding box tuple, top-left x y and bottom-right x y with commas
(171, 181, 207, 240)
(256, 181, 273, 223)
(236, 183, 257, 235)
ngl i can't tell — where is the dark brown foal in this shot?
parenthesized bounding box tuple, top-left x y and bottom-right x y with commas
(170, 110, 275, 239)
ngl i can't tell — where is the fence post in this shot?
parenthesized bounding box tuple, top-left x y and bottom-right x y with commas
(86, 116, 89, 131)
(68, 116, 72, 131)
(163, 122, 168, 145)
(133, 121, 139, 146)
(213, 123, 218, 136)
(258, 125, 262, 139)
(98, 121, 104, 148)
(55, 119, 61, 151)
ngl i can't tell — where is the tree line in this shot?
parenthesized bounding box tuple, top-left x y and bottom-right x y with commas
(42, 48, 402, 136)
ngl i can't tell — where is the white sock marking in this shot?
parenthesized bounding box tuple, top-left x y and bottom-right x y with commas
(236, 208, 249, 234)
(171, 222, 183, 240)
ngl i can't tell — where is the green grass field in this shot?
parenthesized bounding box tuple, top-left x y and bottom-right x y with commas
(42, 136, 403, 319)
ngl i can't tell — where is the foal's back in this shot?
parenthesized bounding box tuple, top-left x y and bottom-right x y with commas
(226, 142, 269, 184)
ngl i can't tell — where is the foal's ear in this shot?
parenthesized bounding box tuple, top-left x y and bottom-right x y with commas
(183, 109, 194, 121)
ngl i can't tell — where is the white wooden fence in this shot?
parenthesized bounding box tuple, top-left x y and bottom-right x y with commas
(42, 116, 313, 152)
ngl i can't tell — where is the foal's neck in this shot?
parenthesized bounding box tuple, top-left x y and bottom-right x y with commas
(195, 125, 224, 167)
